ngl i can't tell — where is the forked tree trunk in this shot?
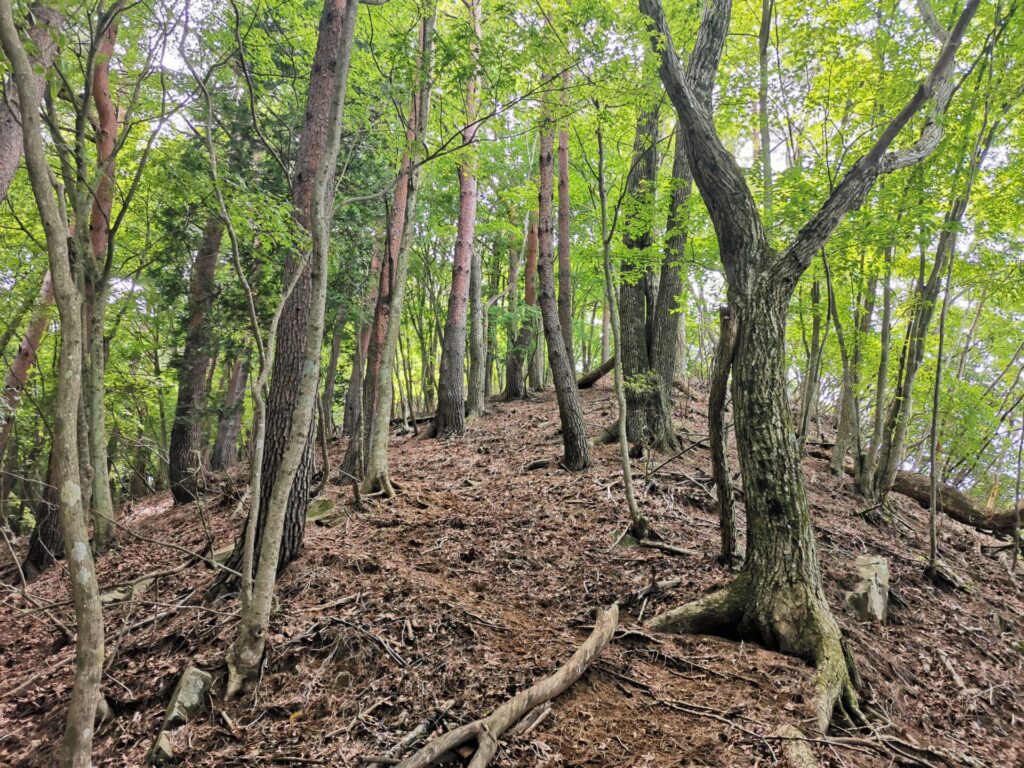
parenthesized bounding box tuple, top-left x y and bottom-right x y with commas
(640, 0, 977, 732)
(432, 0, 481, 437)
(226, 0, 349, 579)
(0, 3, 103, 762)
(618, 109, 678, 452)
(169, 218, 223, 503)
(536, 91, 589, 470)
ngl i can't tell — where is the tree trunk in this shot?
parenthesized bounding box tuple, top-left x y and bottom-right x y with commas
(361, 11, 435, 496)
(796, 280, 823, 449)
(0, 4, 62, 202)
(211, 354, 249, 471)
(342, 236, 383, 436)
(169, 218, 223, 503)
(556, 71, 574, 371)
(503, 236, 528, 400)
(227, 0, 359, 695)
(82, 12, 119, 553)
(709, 305, 737, 563)
(468, 239, 485, 418)
(524, 218, 543, 390)
(618, 108, 675, 451)
(227, 0, 349, 579)
(0, 270, 54, 463)
(321, 306, 346, 437)
(537, 89, 589, 470)
(432, 0, 481, 436)
(0, 3, 103, 761)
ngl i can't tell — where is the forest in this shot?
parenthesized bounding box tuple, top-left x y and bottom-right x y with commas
(0, 0, 1022, 765)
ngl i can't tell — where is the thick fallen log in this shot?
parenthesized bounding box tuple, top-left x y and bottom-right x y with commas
(396, 603, 619, 768)
(891, 470, 1023, 536)
(577, 356, 614, 389)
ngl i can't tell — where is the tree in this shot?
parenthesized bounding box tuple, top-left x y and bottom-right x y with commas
(639, 0, 980, 730)
(168, 218, 223, 503)
(430, 0, 481, 437)
(536, 78, 589, 471)
(0, 1, 103, 762)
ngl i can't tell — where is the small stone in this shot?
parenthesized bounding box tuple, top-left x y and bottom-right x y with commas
(163, 665, 213, 729)
(305, 498, 335, 522)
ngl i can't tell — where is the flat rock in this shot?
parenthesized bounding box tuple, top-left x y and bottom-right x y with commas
(145, 731, 174, 765)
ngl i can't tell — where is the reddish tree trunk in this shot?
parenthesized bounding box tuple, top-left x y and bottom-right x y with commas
(0, 271, 54, 462)
(0, 5, 62, 202)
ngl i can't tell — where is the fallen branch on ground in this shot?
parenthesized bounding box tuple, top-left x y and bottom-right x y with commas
(395, 603, 619, 768)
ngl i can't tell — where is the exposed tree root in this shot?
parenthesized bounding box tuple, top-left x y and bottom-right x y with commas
(646, 576, 863, 734)
(395, 603, 618, 768)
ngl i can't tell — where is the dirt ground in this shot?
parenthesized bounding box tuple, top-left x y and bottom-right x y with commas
(2, 383, 1022, 767)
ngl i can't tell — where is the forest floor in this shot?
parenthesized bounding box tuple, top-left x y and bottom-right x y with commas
(1, 383, 1023, 767)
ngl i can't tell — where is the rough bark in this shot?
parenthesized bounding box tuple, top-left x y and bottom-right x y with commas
(619, 108, 674, 450)
(227, 0, 349, 579)
(0, 3, 103, 763)
(503, 237, 528, 400)
(710, 305, 738, 563)
(211, 354, 249, 471)
(431, 0, 481, 437)
(640, 0, 978, 731)
(537, 94, 589, 471)
(227, 0, 359, 695)
(169, 218, 223, 504)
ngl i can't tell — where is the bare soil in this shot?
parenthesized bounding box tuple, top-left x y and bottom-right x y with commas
(2, 384, 1022, 767)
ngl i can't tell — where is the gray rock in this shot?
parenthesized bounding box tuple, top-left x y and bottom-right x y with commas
(146, 732, 174, 765)
(846, 555, 889, 623)
(163, 665, 213, 729)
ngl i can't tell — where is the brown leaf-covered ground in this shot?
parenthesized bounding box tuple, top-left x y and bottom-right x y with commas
(2, 384, 1022, 766)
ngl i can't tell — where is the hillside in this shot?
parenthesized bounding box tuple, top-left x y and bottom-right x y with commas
(2, 384, 1022, 767)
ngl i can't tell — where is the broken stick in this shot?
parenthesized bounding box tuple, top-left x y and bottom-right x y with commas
(395, 603, 619, 768)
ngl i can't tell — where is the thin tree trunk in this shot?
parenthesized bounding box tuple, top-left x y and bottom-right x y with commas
(556, 71, 574, 371)
(211, 353, 248, 471)
(321, 305, 346, 437)
(468, 239, 485, 418)
(361, 10, 435, 497)
(432, 0, 481, 436)
(169, 218, 223, 503)
(709, 305, 737, 563)
(525, 217, 542, 390)
(537, 86, 589, 470)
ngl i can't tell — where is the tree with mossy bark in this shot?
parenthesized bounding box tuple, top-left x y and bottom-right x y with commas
(639, 0, 980, 731)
